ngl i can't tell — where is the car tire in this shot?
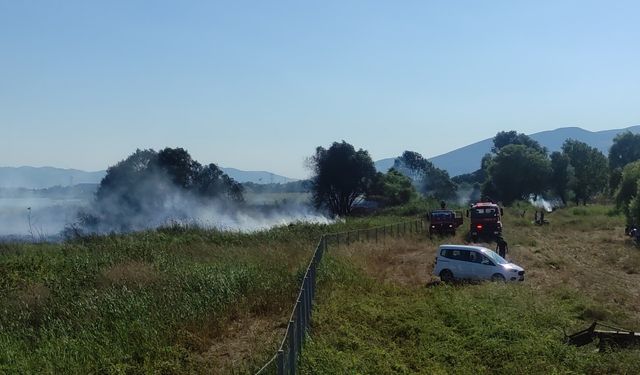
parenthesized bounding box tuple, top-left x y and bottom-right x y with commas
(491, 273, 506, 282)
(439, 269, 454, 283)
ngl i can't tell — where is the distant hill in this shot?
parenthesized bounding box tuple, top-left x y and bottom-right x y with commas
(220, 168, 296, 184)
(375, 125, 640, 176)
(0, 166, 296, 189)
(0, 167, 106, 189)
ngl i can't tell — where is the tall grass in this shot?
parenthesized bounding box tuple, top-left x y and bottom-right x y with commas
(301, 204, 640, 374)
(0, 216, 415, 373)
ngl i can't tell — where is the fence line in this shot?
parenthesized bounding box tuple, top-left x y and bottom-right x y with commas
(255, 219, 425, 375)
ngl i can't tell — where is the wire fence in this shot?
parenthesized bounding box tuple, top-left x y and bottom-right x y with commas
(255, 218, 425, 375)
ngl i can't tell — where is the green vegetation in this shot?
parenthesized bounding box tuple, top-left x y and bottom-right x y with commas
(0, 215, 419, 374)
(394, 151, 457, 200)
(301, 204, 640, 374)
(3, 190, 640, 374)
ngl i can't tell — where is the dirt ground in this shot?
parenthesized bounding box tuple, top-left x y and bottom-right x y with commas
(332, 216, 640, 327)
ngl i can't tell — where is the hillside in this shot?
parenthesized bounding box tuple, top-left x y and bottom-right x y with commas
(375, 125, 640, 176)
(0, 166, 296, 189)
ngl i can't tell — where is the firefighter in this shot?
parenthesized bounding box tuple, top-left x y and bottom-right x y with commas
(496, 235, 508, 258)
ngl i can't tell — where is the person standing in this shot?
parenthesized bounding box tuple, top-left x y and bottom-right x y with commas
(496, 236, 508, 258)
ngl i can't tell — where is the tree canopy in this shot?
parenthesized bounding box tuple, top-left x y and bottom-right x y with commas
(393, 151, 457, 200)
(484, 144, 551, 205)
(614, 160, 640, 221)
(310, 141, 376, 216)
(608, 131, 640, 191)
(367, 169, 416, 207)
(87, 148, 243, 231)
(549, 151, 574, 205)
(491, 130, 546, 154)
(562, 139, 608, 205)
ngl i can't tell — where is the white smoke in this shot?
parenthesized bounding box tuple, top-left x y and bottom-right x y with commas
(0, 188, 333, 241)
(528, 195, 562, 212)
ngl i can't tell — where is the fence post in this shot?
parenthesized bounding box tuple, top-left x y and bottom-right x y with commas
(296, 301, 303, 353)
(289, 322, 296, 375)
(307, 276, 312, 315)
(277, 350, 285, 375)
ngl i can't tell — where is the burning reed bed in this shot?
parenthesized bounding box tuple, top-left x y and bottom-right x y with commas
(0, 215, 411, 374)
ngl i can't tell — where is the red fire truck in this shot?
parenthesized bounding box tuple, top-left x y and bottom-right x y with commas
(428, 210, 464, 236)
(467, 200, 503, 242)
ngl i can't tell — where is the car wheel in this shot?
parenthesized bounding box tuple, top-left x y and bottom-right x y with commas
(439, 269, 454, 283)
(491, 273, 506, 282)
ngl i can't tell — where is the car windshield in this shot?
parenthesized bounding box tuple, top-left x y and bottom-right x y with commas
(470, 207, 497, 218)
(431, 211, 453, 220)
(482, 248, 508, 265)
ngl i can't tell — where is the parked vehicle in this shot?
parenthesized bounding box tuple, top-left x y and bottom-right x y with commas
(428, 209, 463, 236)
(433, 244, 525, 282)
(467, 200, 504, 242)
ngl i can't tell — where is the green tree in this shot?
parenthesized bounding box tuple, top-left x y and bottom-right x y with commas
(310, 141, 377, 216)
(484, 144, 551, 205)
(90, 148, 243, 231)
(393, 151, 429, 181)
(549, 151, 574, 205)
(367, 169, 416, 206)
(562, 139, 608, 205)
(492, 130, 547, 154)
(614, 160, 640, 220)
(608, 131, 640, 191)
(629, 184, 640, 226)
(394, 150, 458, 200)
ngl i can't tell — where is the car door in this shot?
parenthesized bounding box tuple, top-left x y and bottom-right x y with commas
(450, 249, 471, 279)
(469, 252, 496, 280)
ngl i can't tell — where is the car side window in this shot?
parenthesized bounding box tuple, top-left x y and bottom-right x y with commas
(469, 251, 482, 263)
(480, 255, 494, 266)
(441, 249, 468, 261)
(456, 250, 470, 262)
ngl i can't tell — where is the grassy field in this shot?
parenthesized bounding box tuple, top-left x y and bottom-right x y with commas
(3, 202, 638, 374)
(0, 214, 416, 374)
(301, 204, 640, 374)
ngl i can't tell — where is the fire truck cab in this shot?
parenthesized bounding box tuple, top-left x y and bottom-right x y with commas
(467, 201, 503, 242)
(428, 210, 464, 236)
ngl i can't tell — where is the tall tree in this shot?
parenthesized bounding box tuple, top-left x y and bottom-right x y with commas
(393, 151, 429, 181)
(484, 144, 551, 205)
(394, 150, 458, 200)
(367, 169, 416, 207)
(310, 141, 377, 216)
(608, 131, 640, 191)
(562, 139, 608, 205)
(89, 148, 243, 231)
(549, 151, 574, 205)
(492, 130, 547, 154)
(614, 161, 640, 220)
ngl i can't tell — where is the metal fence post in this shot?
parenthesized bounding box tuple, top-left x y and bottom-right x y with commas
(289, 322, 296, 375)
(296, 301, 303, 353)
(277, 350, 285, 375)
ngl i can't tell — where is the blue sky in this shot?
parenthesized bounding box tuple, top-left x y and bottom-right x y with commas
(1, 1, 639, 179)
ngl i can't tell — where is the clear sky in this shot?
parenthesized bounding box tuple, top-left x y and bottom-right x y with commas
(1, 1, 639, 179)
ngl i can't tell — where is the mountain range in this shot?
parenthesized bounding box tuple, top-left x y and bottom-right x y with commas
(0, 166, 296, 189)
(375, 125, 640, 176)
(2, 126, 639, 189)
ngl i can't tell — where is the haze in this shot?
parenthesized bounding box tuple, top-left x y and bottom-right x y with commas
(2, 1, 639, 179)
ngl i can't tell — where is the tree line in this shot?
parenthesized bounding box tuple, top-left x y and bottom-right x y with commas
(85, 131, 640, 231)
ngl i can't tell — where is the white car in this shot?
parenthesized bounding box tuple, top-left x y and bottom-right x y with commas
(433, 244, 525, 282)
